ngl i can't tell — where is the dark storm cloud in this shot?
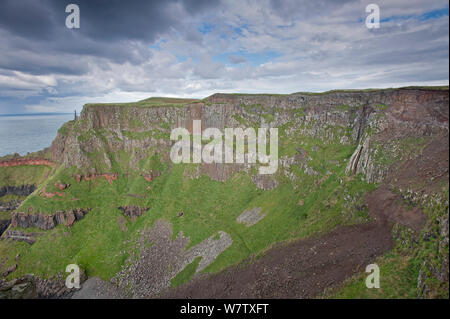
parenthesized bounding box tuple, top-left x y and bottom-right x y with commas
(0, 0, 221, 74)
(1, 0, 220, 41)
(0, 0, 57, 40)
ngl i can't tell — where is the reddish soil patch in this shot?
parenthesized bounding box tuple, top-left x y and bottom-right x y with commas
(74, 173, 118, 184)
(41, 186, 64, 198)
(0, 158, 54, 167)
(386, 136, 449, 195)
(366, 187, 426, 231)
(142, 171, 161, 182)
(54, 182, 69, 191)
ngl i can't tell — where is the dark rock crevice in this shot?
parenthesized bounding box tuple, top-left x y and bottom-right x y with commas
(0, 219, 10, 237)
(0, 185, 36, 197)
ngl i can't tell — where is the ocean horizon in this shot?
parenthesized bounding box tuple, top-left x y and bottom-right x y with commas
(0, 112, 72, 117)
(0, 113, 74, 157)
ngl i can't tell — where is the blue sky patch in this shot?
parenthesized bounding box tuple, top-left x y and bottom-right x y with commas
(198, 23, 215, 34)
(214, 50, 282, 67)
(380, 6, 449, 23)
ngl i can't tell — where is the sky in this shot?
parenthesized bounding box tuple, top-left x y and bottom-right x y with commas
(0, 0, 448, 114)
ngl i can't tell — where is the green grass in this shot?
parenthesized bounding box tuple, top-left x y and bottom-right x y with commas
(57, 121, 75, 136)
(0, 194, 26, 202)
(372, 136, 429, 168)
(0, 211, 11, 219)
(84, 97, 200, 109)
(335, 105, 351, 111)
(171, 256, 202, 288)
(325, 251, 418, 299)
(0, 165, 52, 188)
(293, 86, 449, 95)
(375, 103, 389, 111)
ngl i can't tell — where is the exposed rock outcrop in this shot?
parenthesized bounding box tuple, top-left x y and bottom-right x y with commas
(71, 277, 125, 299)
(0, 200, 21, 211)
(237, 207, 266, 227)
(74, 173, 117, 184)
(0, 185, 36, 197)
(345, 137, 383, 182)
(0, 275, 37, 299)
(9, 208, 90, 230)
(55, 182, 70, 191)
(1, 264, 16, 277)
(142, 171, 161, 182)
(36, 272, 87, 299)
(0, 272, 87, 299)
(1, 229, 42, 245)
(0, 219, 10, 237)
(118, 206, 149, 220)
(112, 220, 232, 298)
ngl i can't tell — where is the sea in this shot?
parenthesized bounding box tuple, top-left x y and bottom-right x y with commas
(0, 113, 74, 157)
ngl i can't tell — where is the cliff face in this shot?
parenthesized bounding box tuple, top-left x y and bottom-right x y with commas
(1, 87, 448, 299)
(50, 88, 448, 186)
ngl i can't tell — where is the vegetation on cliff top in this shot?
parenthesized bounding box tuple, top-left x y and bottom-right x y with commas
(83, 97, 201, 109)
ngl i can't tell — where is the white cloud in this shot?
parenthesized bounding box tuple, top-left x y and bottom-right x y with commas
(0, 0, 448, 113)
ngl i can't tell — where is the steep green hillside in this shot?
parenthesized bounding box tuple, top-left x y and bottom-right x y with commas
(0, 87, 448, 298)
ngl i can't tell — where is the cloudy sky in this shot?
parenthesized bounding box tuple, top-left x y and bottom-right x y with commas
(0, 0, 448, 114)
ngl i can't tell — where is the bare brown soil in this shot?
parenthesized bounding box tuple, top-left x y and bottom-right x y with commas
(160, 219, 393, 298)
(386, 136, 449, 195)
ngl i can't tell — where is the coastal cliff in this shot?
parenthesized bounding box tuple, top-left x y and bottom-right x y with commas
(48, 87, 448, 186)
(0, 87, 448, 299)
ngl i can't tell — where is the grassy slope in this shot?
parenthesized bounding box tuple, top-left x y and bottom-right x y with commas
(215, 86, 449, 97)
(0, 107, 377, 282)
(1, 91, 447, 297)
(0, 165, 52, 188)
(84, 97, 200, 109)
(0, 165, 53, 219)
(0, 159, 374, 280)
